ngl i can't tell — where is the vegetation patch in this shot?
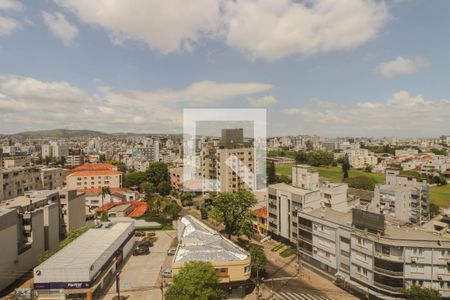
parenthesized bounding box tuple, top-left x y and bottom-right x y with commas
(279, 247, 296, 258)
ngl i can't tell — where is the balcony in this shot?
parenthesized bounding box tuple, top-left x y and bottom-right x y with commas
(298, 224, 312, 232)
(373, 281, 403, 293)
(373, 266, 403, 277)
(374, 251, 403, 262)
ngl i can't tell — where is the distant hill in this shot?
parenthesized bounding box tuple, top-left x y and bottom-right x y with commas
(10, 129, 110, 138)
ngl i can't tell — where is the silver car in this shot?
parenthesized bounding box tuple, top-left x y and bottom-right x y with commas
(161, 268, 172, 278)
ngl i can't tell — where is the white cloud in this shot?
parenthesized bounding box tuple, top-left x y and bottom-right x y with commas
(55, 0, 221, 53)
(42, 11, 79, 46)
(54, 0, 388, 60)
(0, 16, 20, 36)
(280, 91, 450, 137)
(222, 0, 388, 61)
(0, 75, 273, 133)
(0, 0, 22, 11)
(248, 95, 279, 107)
(375, 56, 428, 78)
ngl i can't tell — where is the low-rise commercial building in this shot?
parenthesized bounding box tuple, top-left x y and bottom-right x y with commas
(173, 215, 251, 283)
(33, 222, 134, 300)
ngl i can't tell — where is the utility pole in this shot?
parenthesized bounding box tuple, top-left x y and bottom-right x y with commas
(115, 270, 121, 300)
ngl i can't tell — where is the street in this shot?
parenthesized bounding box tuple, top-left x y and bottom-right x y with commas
(101, 229, 176, 300)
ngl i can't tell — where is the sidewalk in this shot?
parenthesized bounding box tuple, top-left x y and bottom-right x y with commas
(255, 239, 358, 300)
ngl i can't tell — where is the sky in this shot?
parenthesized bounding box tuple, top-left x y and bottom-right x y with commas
(0, 0, 449, 137)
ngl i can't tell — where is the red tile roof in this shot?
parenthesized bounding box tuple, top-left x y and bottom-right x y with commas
(72, 163, 117, 171)
(68, 170, 123, 177)
(253, 207, 267, 219)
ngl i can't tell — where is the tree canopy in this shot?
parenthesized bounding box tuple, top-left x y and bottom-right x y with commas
(403, 285, 441, 300)
(344, 175, 377, 191)
(295, 150, 334, 167)
(165, 261, 225, 300)
(210, 190, 257, 239)
(146, 161, 170, 186)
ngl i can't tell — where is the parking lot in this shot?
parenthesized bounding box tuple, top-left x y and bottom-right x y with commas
(102, 229, 177, 300)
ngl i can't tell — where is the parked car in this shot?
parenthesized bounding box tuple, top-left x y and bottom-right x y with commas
(134, 231, 145, 237)
(161, 268, 172, 278)
(139, 240, 153, 248)
(167, 248, 177, 256)
(133, 247, 150, 256)
(147, 232, 156, 237)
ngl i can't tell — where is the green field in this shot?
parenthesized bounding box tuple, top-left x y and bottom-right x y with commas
(275, 164, 385, 184)
(430, 185, 450, 208)
(275, 163, 450, 207)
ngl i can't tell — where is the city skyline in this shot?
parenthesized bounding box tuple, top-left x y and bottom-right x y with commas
(1, 0, 450, 136)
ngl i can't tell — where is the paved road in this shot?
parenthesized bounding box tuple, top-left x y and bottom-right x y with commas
(102, 229, 176, 300)
(275, 291, 332, 300)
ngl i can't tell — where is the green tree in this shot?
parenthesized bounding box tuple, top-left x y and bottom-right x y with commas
(164, 201, 182, 219)
(249, 245, 267, 298)
(101, 186, 111, 207)
(100, 213, 109, 222)
(295, 151, 308, 164)
(165, 261, 225, 300)
(210, 190, 257, 239)
(342, 153, 351, 179)
(124, 171, 147, 188)
(430, 202, 441, 218)
(345, 176, 377, 191)
(305, 140, 314, 151)
(109, 160, 127, 173)
(157, 181, 172, 196)
(403, 285, 441, 300)
(140, 181, 156, 196)
(276, 174, 290, 183)
(267, 162, 277, 184)
(307, 150, 334, 166)
(180, 192, 194, 206)
(146, 161, 170, 186)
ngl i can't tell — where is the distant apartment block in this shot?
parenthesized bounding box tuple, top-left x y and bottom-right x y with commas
(343, 148, 378, 169)
(66, 148, 84, 168)
(65, 163, 123, 190)
(371, 169, 430, 225)
(200, 129, 254, 193)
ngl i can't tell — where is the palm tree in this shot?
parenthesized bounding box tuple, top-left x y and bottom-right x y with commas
(101, 186, 111, 208)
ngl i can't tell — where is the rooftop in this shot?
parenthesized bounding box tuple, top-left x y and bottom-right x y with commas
(174, 215, 249, 264)
(34, 222, 133, 284)
(269, 182, 313, 196)
(68, 170, 123, 177)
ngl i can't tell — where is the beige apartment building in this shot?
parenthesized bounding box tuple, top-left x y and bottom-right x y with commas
(200, 129, 255, 193)
(0, 166, 64, 202)
(172, 215, 251, 283)
(65, 163, 123, 190)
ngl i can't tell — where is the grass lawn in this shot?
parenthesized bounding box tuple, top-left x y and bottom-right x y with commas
(275, 164, 385, 184)
(430, 185, 450, 208)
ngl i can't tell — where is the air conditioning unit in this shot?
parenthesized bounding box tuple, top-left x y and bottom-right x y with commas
(411, 257, 417, 262)
(438, 275, 443, 280)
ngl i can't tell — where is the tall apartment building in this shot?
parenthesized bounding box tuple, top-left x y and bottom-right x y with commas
(297, 207, 450, 299)
(132, 141, 160, 162)
(0, 189, 85, 291)
(0, 166, 64, 202)
(371, 169, 430, 225)
(66, 148, 84, 167)
(268, 165, 349, 244)
(65, 163, 123, 190)
(199, 129, 254, 192)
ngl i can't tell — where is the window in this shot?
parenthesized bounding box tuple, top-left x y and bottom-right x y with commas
(357, 237, 366, 247)
(340, 237, 350, 244)
(411, 263, 424, 273)
(412, 248, 423, 257)
(441, 250, 450, 258)
(340, 263, 350, 272)
(357, 266, 368, 277)
(340, 250, 350, 257)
